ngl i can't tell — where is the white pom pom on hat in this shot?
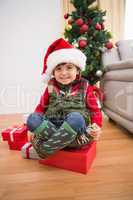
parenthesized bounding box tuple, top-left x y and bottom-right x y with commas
(42, 38, 87, 82)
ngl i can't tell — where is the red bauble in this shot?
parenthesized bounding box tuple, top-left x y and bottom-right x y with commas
(64, 13, 69, 19)
(78, 39, 87, 48)
(105, 41, 113, 49)
(95, 23, 102, 30)
(75, 18, 84, 26)
(80, 24, 89, 34)
(68, 19, 73, 25)
(88, 18, 93, 25)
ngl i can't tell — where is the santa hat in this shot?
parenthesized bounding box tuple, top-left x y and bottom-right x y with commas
(42, 38, 87, 82)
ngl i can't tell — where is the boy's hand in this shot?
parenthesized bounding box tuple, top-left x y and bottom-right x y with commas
(77, 134, 90, 145)
(30, 134, 35, 142)
(86, 123, 102, 141)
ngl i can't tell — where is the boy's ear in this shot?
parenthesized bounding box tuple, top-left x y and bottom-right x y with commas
(76, 70, 82, 79)
(77, 68, 81, 75)
(76, 67, 80, 73)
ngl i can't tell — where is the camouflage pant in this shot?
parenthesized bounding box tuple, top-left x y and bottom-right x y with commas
(31, 120, 92, 158)
(27, 112, 92, 158)
(31, 121, 77, 158)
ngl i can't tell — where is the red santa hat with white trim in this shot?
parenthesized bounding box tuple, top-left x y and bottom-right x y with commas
(42, 38, 87, 82)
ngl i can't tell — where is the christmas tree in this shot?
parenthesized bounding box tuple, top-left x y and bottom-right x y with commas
(64, 0, 113, 85)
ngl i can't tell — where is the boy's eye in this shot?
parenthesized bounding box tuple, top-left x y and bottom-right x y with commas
(67, 66, 73, 69)
(55, 66, 61, 71)
(67, 65, 74, 70)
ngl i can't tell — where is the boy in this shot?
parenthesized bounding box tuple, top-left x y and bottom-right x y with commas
(27, 38, 102, 158)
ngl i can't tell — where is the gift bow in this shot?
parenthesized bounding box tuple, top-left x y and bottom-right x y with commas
(25, 143, 32, 159)
(9, 125, 25, 142)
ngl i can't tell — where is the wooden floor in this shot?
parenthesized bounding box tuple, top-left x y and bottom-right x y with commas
(0, 114, 133, 200)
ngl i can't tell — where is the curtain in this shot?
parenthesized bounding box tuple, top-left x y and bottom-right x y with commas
(61, 0, 75, 37)
(97, 0, 126, 42)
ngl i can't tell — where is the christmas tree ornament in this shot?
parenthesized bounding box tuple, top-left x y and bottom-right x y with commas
(75, 18, 84, 26)
(64, 13, 69, 19)
(95, 23, 102, 30)
(65, 24, 72, 31)
(68, 19, 74, 25)
(95, 51, 100, 57)
(96, 70, 103, 77)
(88, 18, 93, 25)
(78, 39, 87, 48)
(107, 32, 113, 38)
(105, 41, 113, 49)
(80, 24, 89, 34)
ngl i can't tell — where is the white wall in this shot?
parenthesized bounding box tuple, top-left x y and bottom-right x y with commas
(0, 0, 62, 114)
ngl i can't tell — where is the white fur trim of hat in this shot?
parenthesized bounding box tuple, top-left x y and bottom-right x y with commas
(42, 48, 86, 82)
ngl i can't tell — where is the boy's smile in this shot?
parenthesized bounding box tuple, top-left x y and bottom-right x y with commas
(53, 63, 79, 85)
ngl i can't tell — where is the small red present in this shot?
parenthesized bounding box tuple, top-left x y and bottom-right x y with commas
(39, 142, 96, 174)
(1, 124, 28, 142)
(8, 139, 28, 151)
(1, 126, 14, 141)
(21, 142, 40, 159)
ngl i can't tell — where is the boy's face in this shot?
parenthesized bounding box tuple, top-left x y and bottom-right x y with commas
(53, 63, 79, 85)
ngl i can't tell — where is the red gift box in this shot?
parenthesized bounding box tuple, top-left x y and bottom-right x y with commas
(39, 142, 96, 174)
(1, 127, 13, 141)
(8, 139, 28, 151)
(1, 124, 28, 142)
(21, 142, 40, 159)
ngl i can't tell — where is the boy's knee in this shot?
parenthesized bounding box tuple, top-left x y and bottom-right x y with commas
(26, 112, 44, 132)
(65, 112, 86, 131)
(66, 112, 84, 122)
